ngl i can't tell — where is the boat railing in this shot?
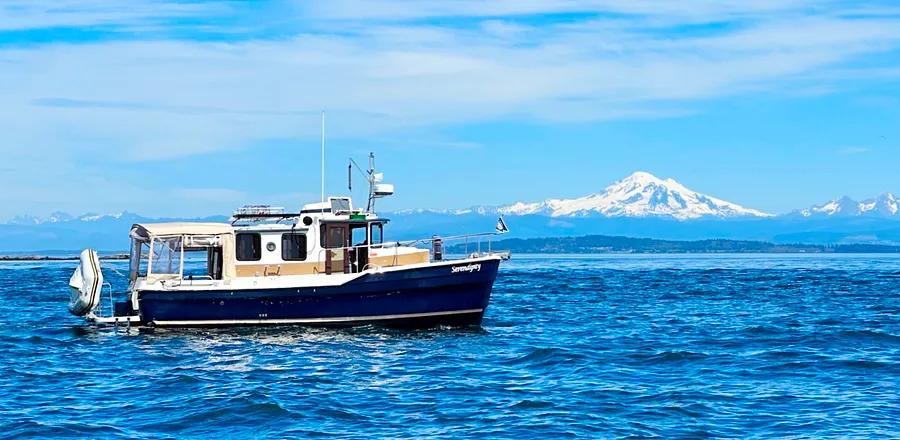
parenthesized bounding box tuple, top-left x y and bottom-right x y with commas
(91, 281, 115, 320)
(88, 281, 141, 327)
(394, 231, 511, 259)
(164, 274, 218, 287)
(314, 231, 509, 275)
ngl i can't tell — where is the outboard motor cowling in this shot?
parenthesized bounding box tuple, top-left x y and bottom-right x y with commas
(68, 249, 103, 316)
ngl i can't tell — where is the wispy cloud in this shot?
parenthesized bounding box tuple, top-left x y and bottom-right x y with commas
(0, 0, 234, 31)
(298, 0, 822, 22)
(1, 1, 899, 217)
(31, 97, 321, 116)
(2, 6, 898, 161)
(839, 146, 871, 155)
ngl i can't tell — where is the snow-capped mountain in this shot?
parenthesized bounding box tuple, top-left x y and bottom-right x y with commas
(391, 206, 493, 216)
(799, 193, 899, 218)
(7, 211, 129, 225)
(8, 211, 75, 225)
(495, 171, 771, 220)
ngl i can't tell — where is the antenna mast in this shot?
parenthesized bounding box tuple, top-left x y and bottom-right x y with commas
(367, 152, 375, 212)
(349, 152, 393, 214)
(320, 111, 325, 213)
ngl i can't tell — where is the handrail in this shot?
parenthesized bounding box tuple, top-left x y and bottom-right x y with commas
(315, 230, 502, 254)
(184, 274, 215, 285)
(103, 282, 113, 318)
(306, 230, 505, 275)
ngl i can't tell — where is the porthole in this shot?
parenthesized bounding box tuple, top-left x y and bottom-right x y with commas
(266, 242, 276, 252)
(302, 216, 313, 226)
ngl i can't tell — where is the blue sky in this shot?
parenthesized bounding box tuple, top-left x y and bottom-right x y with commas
(1, 0, 899, 220)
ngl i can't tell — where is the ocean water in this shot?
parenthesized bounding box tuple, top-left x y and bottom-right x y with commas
(2, 254, 899, 438)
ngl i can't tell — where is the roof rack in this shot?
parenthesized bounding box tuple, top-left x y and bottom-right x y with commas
(233, 205, 285, 216)
(231, 205, 303, 224)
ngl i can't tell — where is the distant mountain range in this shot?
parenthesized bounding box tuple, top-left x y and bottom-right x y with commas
(452, 235, 900, 254)
(386, 172, 900, 246)
(1, 171, 898, 251)
(7, 211, 131, 225)
(396, 171, 899, 220)
(796, 193, 899, 218)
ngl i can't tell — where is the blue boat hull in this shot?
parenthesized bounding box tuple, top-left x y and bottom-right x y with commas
(135, 259, 500, 328)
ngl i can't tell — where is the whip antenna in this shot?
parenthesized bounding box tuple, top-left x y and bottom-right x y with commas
(320, 110, 325, 214)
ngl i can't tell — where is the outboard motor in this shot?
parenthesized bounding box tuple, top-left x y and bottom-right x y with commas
(68, 249, 103, 316)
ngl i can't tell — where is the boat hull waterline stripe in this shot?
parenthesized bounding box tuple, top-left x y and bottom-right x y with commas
(152, 308, 484, 326)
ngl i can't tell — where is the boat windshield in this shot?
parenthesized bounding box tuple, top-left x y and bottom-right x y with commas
(150, 237, 182, 275)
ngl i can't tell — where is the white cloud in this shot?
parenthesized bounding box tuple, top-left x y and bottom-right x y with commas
(1, 11, 897, 161)
(1, 1, 900, 217)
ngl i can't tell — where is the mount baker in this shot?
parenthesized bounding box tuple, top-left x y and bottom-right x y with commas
(400, 171, 771, 220)
(496, 171, 770, 220)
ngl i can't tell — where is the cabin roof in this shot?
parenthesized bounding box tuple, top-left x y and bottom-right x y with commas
(131, 222, 234, 239)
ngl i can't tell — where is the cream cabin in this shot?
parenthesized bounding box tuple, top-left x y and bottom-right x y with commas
(230, 198, 429, 277)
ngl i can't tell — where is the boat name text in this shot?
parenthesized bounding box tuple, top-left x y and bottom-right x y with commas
(451, 263, 482, 274)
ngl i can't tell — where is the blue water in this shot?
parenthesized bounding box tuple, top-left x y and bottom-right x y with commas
(2, 254, 900, 438)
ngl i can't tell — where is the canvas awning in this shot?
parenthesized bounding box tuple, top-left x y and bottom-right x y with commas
(130, 222, 234, 240)
(131, 222, 236, 282)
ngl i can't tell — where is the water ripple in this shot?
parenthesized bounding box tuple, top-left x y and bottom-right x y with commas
(1, 255, 900, 437)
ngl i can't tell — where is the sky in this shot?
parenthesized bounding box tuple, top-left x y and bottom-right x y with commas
(1, 0, 899, 220)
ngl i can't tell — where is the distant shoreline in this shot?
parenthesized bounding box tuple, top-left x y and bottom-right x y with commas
(449, 235, 900, 254)
(0, 254, 129, 261)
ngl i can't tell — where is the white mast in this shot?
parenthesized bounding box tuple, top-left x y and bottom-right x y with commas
(321, 110, 325, 213)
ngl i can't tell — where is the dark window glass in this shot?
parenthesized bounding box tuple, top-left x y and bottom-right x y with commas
(370, 223, 383, 245)
(236, 233, 261, 261)
(282, 232, 307, 261)
(326, 226, 346, 249)
(207, 247, 223, 280)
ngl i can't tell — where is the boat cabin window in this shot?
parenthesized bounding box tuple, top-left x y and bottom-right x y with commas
(150, 237, 182, 275)
(181, 235, 225, 280)
(181, 246, 223, 280)
(236, 233, 261, 261)
(324, 226, 346, 249)
(370, 223, 383, 245)
(352, 225, 367, 246)
(129, 239, 149, 280)
(281, 232, 307, 261)
(331, 198, 352, 214)
(207, 247, 223, 280)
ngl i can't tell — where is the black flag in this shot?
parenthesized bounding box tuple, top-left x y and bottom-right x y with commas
(495, 216, 509, 234)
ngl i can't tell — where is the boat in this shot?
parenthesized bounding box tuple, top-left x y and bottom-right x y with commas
(67, 153, 509, 328)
